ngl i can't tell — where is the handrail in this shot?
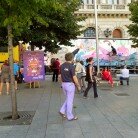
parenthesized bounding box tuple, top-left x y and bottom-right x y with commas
(78, 4, 128, 10)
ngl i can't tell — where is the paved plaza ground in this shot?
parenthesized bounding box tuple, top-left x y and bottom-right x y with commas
(0, 75, 137, 138)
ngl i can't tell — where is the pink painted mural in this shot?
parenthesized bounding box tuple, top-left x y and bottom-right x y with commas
(70, 39, 136, 66)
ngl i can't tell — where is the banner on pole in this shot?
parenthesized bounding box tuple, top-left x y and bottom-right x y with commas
(23, 51, 45, 82)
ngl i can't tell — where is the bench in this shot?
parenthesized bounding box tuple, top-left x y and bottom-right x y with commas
(96, 77, 119, 86)
(120, 77, 129, 85)
(111, 69, 138, 74)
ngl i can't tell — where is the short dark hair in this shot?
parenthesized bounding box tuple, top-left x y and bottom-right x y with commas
(86, 57, 93, 63)
(3, 60, 9, 66)
(65, 53, 74, 61)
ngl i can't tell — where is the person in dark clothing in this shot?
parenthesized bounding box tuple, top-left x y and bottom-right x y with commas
(72, 48, 79, 56)
(59, 52, 81, 121)
(107, 46, 117, 56)
(111, 46, 117, 56)
(83, 57, 98, 99)
(52, 58, 60, 82)
(19, 65, 24, 83)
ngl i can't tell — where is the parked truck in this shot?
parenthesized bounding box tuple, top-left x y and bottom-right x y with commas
(0, 46, 19, 62)
(52, 38, 137, 68)
(0, 44, 26, 67)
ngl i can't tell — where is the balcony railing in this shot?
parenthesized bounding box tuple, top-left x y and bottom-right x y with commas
(86, 4, 95, 9)
(114, 5, 126, 9)
(78, 4, 128, 11)
(100, 5, 112, 9)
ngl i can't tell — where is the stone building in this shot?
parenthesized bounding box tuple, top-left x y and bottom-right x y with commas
(75, 0, 134, 39)
(48, 0, 138, 66)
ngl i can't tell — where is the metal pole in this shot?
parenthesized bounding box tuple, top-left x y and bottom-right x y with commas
(94, 0, 100, 73)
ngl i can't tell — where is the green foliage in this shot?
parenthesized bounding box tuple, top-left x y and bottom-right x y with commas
(18, 0, 84, 53)
(0, 0, 84, 53)
(0, 0, 50, 46)
(0, 27, 7, 46)
(128, 1, 138, 47)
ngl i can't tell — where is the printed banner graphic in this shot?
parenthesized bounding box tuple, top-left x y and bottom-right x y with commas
(72, 39, 136, 66)
(23, 51, 45, 82)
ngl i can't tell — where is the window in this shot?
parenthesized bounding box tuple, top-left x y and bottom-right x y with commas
(98, 0, 101, 4)
(84, 27, 96, 37)
(119, 0, 125, 4)
(85, 0, 94, 4)
(113, 0, 119, 4)
(107, 0, 113, 4)
(113, 29, 122, 38)
(107, 0, 120, 4)
(86, 0, 89, 4)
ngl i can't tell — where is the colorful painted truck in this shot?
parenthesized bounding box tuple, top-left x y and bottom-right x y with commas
(0, 46, 19, 63)
(0, 44, 26, 67)
(54, 38, 137, 67)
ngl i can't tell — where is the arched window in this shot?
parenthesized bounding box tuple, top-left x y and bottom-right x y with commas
(113, 29, 122, 38)
(84, 27, 96, 37)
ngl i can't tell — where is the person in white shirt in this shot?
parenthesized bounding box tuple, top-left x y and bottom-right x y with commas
(75, 60, 86, 92)
(120, 66, 129, 85)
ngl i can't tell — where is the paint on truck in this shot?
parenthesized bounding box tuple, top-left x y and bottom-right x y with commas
(53, 39, 136, 67)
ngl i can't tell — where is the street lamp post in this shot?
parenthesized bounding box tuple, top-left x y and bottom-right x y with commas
(94, 0, 100, 73)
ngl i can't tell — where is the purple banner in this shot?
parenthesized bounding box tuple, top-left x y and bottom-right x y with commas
(23, 51, 45, 82)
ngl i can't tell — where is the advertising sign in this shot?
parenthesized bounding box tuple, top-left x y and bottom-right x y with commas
(23, 51, 45, 82)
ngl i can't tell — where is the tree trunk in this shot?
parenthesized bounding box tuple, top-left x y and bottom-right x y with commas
(7, 25, 18, 120)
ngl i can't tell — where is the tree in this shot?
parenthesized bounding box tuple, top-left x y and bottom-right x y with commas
(128, 1, 138, 47)
(15, 0, 84, 53)
(1, 1, 84, 53)
(0, 0, 50, 119)
(0, 0, 84, 119)
(0, 27, 7, 47)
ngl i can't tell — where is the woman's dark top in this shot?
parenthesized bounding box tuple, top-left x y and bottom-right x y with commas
(85, 64, 92, 82)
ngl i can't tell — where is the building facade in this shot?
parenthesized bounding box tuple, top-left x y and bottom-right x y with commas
(75, 0, 133, 39)
(46, 0, 138, 66)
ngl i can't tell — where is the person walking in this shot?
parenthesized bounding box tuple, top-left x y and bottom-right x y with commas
(52, 58, 60, 82)
(0, 60, 10, 95)
(59, 53, 81, 121)
(80, 60, 86, 91)
(75, 60, 86, 92)
(13, 60, 20, 90)
(83, 57, 98, 99)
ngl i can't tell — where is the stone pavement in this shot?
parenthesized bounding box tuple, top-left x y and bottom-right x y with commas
(0, 76, 138, 138)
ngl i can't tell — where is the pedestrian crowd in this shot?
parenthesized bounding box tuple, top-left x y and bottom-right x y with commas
(0, 52, 130, 122)
(0, 60, 24, 95)
(58, 52, 130, 121)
